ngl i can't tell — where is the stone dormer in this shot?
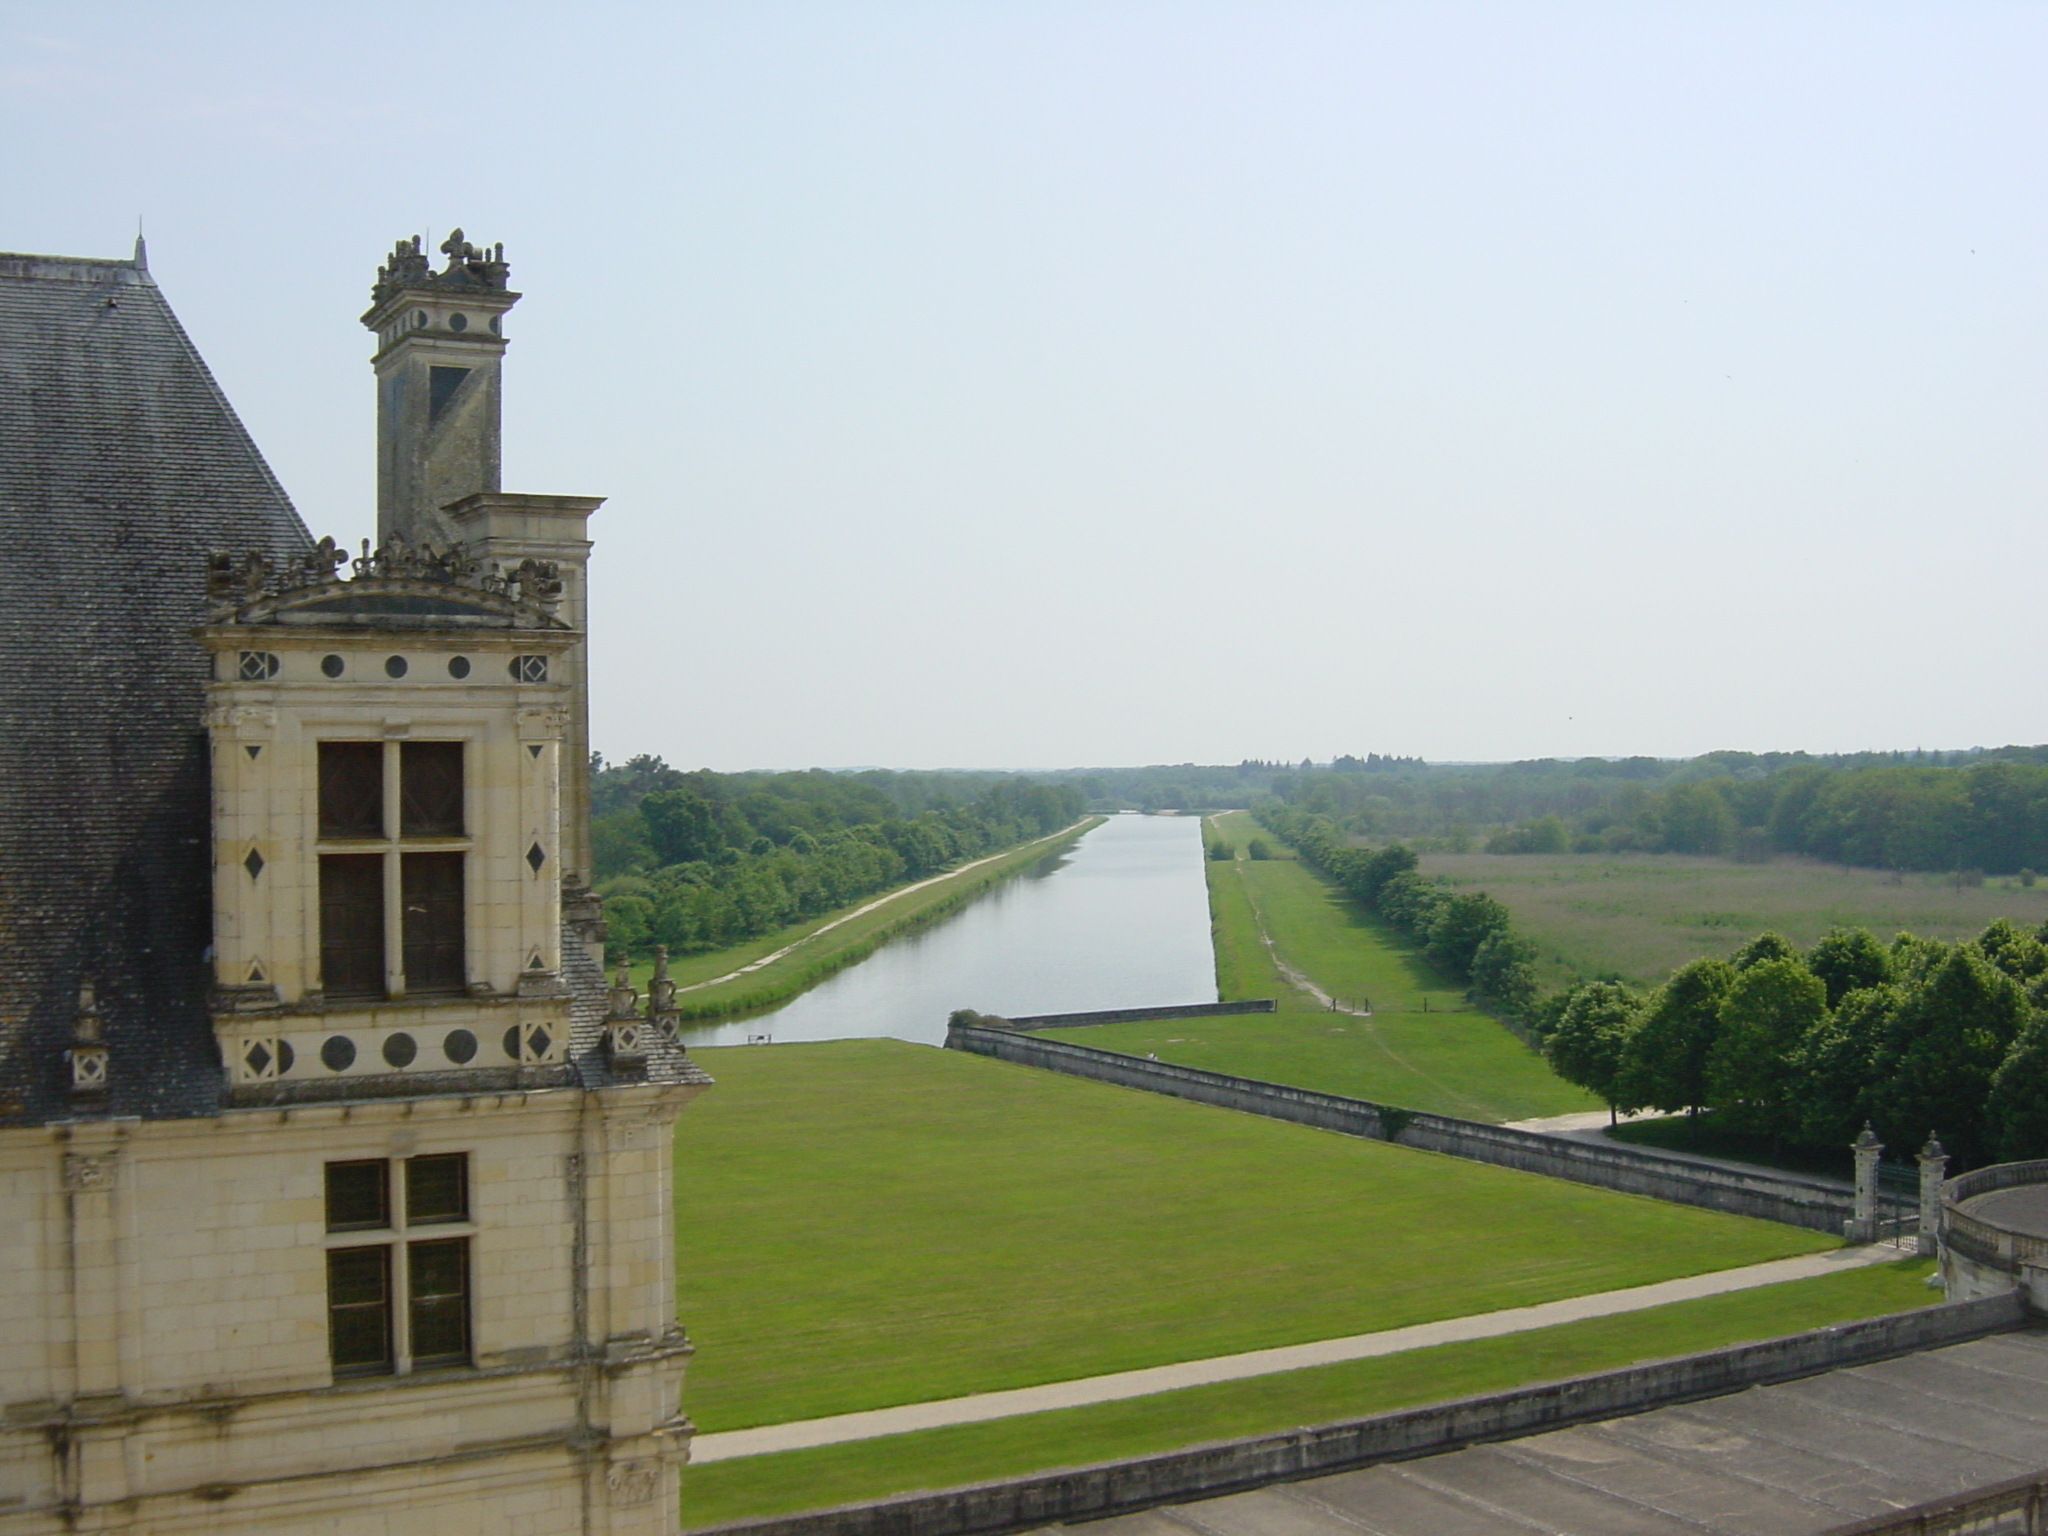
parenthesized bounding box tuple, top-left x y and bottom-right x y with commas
(198, 538, 581, 1103)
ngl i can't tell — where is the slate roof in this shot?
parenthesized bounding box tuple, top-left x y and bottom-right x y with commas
(0, 249, 311, 1126)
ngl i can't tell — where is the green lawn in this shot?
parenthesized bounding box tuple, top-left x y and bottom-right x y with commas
(680, 1255, 1936, 1526)
(1051, 812, 1595, 1122)
(674, 1039, 1829, 1439)
(1421, 850, 2048, 992)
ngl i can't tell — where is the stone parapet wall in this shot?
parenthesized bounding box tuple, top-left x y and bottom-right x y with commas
(1000, 1001, 1276, 1030)
(947, 1023, 1854, 1232)
(687, 1293, 2024, 1536)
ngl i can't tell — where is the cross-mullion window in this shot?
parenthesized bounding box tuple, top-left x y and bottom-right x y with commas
(317, 740, 467, 1000)
(325, 1155, 473, 1377)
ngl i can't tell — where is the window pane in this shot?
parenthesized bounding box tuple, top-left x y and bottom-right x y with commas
(400, 742, 464, 837)
(318, 742, 384, 838)
(401, 853, 465, 994)
(406, 1154, 468, 1225)
(327, 1246, 392, 1375)
(319, 855, 386, 1000)
(325, 1160, 389, 1231)
(408, 1239, 470, 1367)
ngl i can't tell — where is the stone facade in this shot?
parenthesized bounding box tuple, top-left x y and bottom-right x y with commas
(0, 233, 708, 1534)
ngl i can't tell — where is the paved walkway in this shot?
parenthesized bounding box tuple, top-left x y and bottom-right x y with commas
(688, 1245, 1903, 1463)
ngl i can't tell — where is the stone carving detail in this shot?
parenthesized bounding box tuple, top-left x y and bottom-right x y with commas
(63, 1153, 118, 1193)
(517, 707, 572, 737)
(604, 959, 648, 1072)
(68, 979, 108, 1100)
(647, 947, 680, 1045)
(372, 230, 511, 305)
(605, 1459, 658, 1506)
(206, 535, 564, 621)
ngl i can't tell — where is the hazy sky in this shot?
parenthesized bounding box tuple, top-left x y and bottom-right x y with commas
(8, 3, 2042, 771)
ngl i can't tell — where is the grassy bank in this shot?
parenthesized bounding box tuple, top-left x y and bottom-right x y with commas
(680, 1255, 1933, 1526)
(1421, 850, 2048, 992)
(1049, 812, 1594, 1121)
(631, 818, 1100, 1019)
(674, 1039, 1827, 1439)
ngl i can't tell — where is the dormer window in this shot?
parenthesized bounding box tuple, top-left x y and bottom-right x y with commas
(317, 741, 468, 1001)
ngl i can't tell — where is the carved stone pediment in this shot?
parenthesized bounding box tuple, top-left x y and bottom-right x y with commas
(205, 538, 570, 632)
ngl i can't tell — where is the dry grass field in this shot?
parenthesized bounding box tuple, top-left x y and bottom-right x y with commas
(1422, 851, 2048, 990)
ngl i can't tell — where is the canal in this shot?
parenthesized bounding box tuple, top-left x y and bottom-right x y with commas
(675, 813, 1217, 1048)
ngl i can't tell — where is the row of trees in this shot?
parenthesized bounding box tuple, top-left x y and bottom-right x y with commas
(1254, 804, 1540, 1016)
(1257, 795, 2048, 1169)
(590, 756, 1086, 958)
(1543, 920, 2048, 1168)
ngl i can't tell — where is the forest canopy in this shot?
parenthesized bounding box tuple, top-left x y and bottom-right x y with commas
(589, 756, 1085, 958)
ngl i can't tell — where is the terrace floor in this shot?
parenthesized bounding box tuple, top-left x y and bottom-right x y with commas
(1055, 1328, 2048, 1536)
(1958, 1186, 2048, 1241)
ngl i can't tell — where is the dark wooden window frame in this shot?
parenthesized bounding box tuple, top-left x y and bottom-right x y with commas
(315, 739, 469, 1001)
(323, 1154, 474, 1378)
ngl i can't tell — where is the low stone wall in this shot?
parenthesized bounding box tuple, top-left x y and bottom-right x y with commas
(687, 1294, 2024, 1536)
(1000, 1000, 1277, 1031)
(946, 1023, 1855, 1233)
(1826, 1466, 2048, 1535)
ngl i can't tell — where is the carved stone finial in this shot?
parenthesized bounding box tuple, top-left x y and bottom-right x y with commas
(372, 228, 511, 305)
(209, 533, 566, 625)
(604, 957, 648, 1073)
(1853, 1122, 1883, 1153)
(68, 978, 108, 1100)
(647, 947, 680, 1046)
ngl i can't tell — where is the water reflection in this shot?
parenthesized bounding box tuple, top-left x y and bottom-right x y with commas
(676, 814, 1216, 1048)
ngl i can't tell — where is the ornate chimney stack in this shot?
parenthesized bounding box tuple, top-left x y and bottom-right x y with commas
(361, 231, 521, 549)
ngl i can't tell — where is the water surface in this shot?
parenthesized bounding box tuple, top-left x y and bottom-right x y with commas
(677, 814, 1215, 1048)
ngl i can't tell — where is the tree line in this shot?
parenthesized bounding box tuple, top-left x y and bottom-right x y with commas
(1270, 747, 2048, 876)
(1542, 920, 2048, 1170)
(591, 756, 1086, 958)
(1254, 804, 1540, 1016)
(1254, 801, 2048, 1169)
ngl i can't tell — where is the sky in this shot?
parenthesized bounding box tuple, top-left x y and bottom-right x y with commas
(6, 2, 2043, 771)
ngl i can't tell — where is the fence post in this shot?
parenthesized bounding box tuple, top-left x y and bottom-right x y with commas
(1918, 1134, 1949, 1257)
(1848, 1124, 1883, 1244)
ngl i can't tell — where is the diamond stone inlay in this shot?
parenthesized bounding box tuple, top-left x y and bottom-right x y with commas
(244, 1042, 272, 1075)
(526, 842, 546, 874)
(243, 848, 265, 880)
(528, 1027, 551, 1057)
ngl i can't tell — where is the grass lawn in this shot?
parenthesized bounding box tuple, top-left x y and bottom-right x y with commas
(679, 1255, 1936, 1526)
(674, 1039, 1830, 1440)
(1049, 812, 1595, 1122)
(1421, 850, 2048, 992)
(629, 819, 1099, 1017)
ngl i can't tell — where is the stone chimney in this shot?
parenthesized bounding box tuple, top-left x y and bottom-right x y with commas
(361, 231, 521, 549)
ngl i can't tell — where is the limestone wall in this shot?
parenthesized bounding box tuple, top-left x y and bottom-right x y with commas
(948, 1023, 1854, 1231)
(0, 1082, 696, 1535)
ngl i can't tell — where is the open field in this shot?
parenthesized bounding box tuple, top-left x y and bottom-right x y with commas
(1421, 850, 2048, 991)
(679, 1255, 1936, 1526)
(1057, 812, 1594, 1121)
(673, 1039, 1826, 1438)
(627, 819, 1099, 1017)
